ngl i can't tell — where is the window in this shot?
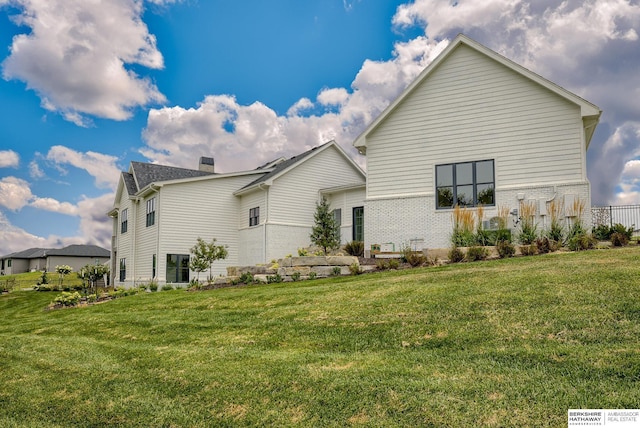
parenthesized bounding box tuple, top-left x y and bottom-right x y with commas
(152, 254, 156, 279)
(7, 259, 12, 268)
(436, 160, 495, 209)
(120, 208, 128, 234)
(249, 207, 260, 226)
(119, 258, 126, 282)
(146, 197, 156, 227)
(332, 209, 342, 227)
(353, 207, 364, 242)
(166, 254, 189, 283)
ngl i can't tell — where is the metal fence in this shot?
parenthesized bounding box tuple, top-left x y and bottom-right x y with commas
(592, 205, 640, 233)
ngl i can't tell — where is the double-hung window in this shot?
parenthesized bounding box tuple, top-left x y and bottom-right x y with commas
(146, 197, 156, 227)
(249, 207, 260, 226)
(436, 160, 495, 209)
(120, 208, 128, 234)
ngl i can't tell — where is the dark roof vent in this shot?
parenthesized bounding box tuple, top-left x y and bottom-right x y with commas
(199, 157, 215, 173)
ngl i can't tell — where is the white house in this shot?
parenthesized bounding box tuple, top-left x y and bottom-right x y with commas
(108, 141, 365, 287)
(353, 34, 601, 253)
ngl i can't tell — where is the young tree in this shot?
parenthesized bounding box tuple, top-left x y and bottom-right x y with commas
(310, 197, 341, 255)
(55, 264, 73, 287)
(190, 237, 229, 283)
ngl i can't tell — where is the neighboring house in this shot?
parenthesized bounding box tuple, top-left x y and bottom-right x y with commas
(108, 141, 365, 287)
(353, 34, 601, 253)
(0, 245, 110, 275)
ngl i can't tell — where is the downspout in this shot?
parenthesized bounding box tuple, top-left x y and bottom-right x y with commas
(131, 196, 140, 287)
(151, 184, 162, 283)
(258, 183, 270, 264)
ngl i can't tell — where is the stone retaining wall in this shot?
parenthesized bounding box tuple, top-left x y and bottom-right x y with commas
(224, 255, 376, 284)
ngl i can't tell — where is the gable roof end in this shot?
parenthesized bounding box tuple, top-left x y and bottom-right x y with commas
(353, 33, 601, 153)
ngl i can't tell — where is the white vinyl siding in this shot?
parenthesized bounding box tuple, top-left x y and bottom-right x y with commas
(268, 146, 365, 225)
(366, 44, 584, 199)
(156, 174, 260, 279)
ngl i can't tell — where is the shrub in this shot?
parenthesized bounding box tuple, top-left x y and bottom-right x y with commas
(448, 246, 465, 263)
(474, 228, 492, 246)
(535, 237, 558, 254)
(148, 281, 158, 292)
(519, 244, 538, 256)
(53, 291, 81, 307)
(375, 260, 389, 270)
(493, 228, 512, 244)
(547, 199, 565, 243)
(161, 284, 174, 291)
(266, 273, 283, 283)
(344, 241, 365, 257)
(451, 205, 476, 247)
(592, 224, 612, 241)
(401, 246, 427, 267)
(297, 248, 309, 256)
(38, 270, 49, 285)
(308, 272, 317, 280)
(466, 246, 489, 262)
(611, 223, 633, 241)
(331, 267, 342, 276)
(567, 234, 597, 251)
(387, 259, 400, 270)
(239, 272, 255, 285)
(496, 240, 516, 258)
(291, 271, 301, 282)
(610, 232, 629, 247)
(349, 263, 363, 275)
(518, 201, 538, 245)
(86, 294, 97, 303)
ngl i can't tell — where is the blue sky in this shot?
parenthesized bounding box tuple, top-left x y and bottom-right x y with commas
(1, 0, 639, 255)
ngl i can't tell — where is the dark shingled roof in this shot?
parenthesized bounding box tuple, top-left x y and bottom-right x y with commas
(128, 162, 215, 193)
(2, 245, 109, 259)
(47, 244, 110, 258)
(122, 172, 138, 196)
(2, 247, 48, 259)
(238, 143, 327, 191)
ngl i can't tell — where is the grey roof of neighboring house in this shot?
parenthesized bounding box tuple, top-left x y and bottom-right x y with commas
(238, 143, 326, 191)
(47, 245, 110, 258)
(2, 245, 110, 260)
(127, 162, 216, 194)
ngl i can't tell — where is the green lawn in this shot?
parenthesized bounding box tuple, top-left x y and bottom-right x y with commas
(1, 248, 639, 427)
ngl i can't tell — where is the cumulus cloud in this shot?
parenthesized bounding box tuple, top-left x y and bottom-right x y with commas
(0, 176, 32, 211)
(141, 37, 448, 171)
(1, 0, 167, 126)
(0, 150, 19, 168)
(29, 160, 45, 179)
(45, 146, 121, 190)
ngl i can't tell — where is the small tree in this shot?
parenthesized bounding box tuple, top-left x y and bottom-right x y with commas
(310, 197, 340, 255)
(55, 264, 73, 287)
(190, 237, 228, 283)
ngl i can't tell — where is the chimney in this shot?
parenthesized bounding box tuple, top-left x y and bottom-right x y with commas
(199, 156, 215, 173)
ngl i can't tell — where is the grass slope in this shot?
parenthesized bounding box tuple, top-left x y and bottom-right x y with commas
(1, 248, 639, 427)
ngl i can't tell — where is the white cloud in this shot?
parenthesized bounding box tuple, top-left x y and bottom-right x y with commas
(317, 88, 349, 107)
(29, 160, 45, 179)
(0, 150, 19, 168)
(141, 36, 448, 171)
(77, 193, 115, 249)
(287, 98, 314, 116)
(1, 0, 167, 126)
(0, 176, 32, 211)
(45, 146, 121, 190)
(30, 197, 79, 215)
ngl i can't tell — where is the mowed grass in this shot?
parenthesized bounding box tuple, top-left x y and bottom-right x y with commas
(1, 248, 640, 427)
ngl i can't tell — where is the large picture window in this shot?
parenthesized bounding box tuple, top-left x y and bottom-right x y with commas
(436, 160, 495, 209)
(146, 197, 156, 227)
(120, 208, 128, 234)
(166, 254, 189, 283)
